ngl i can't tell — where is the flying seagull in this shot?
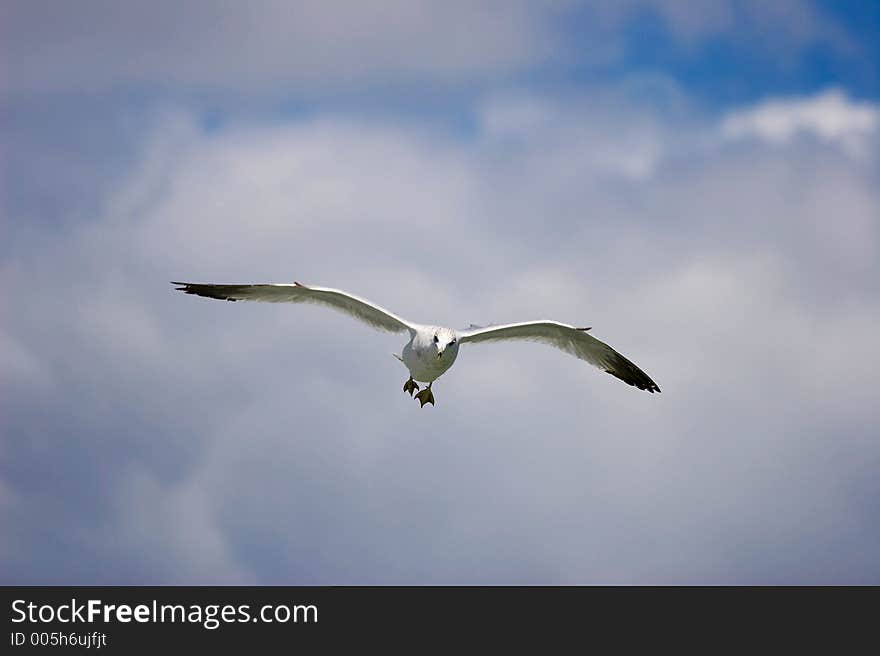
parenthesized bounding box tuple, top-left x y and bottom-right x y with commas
(172, 281, 660, 407)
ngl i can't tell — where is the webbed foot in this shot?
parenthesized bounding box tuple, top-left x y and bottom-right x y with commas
(414, 384, 434, 408)
(403, 377, 420, 397)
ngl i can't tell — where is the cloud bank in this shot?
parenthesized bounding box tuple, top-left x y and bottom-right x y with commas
(2, 85, 878, 583)
(1, 0, 851, 95)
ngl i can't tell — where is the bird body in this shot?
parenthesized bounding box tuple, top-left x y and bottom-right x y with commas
(172, 280, 660, 407)
(401, 326, 460, 383)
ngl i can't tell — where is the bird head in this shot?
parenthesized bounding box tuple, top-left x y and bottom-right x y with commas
(433, 328, 459, 360)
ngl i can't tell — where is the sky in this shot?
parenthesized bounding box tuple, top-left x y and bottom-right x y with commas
(1, 1, 879, 584)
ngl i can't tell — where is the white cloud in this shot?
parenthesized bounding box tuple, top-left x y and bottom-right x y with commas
(721, 89, 880, 157)
(477, 92, 669, 180)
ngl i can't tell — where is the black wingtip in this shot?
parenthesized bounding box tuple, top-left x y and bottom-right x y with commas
(171, 282, 241, 301)
(604, 368, 661, 394)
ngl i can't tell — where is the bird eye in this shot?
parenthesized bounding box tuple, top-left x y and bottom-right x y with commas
(451, 338, 456, 344)
(433, 335, 439, 343)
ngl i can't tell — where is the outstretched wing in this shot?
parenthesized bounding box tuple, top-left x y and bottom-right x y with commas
(172, 281, 415, 334)
(458, 321, 660, 393)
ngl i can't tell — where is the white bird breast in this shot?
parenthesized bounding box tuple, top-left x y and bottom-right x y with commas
(401, 330, 460, 383)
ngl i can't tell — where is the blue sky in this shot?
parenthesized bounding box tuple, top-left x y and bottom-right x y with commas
(586, 0, 880, 102)
(2, 1, 879, 584)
